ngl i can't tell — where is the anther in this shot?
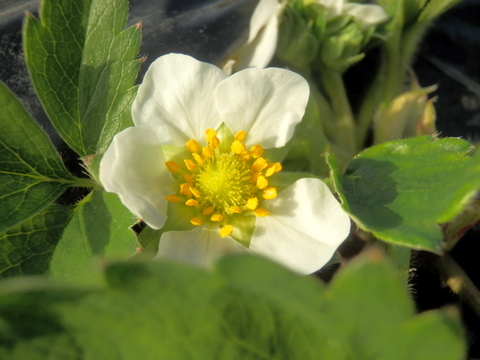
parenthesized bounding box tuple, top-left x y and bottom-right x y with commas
(234, 131, 247, 142)
(210, 213, 224, 222)
(184, 159, 197, 170)
(251, 157, 268, 172)
(190, 217, 202, 226)
(202, 207, 214, 215)
(165, 160, 180, 173)
(265, 162, 282, 177)
(246, 197, 259, 210)
(250, 145, 264, 158)
(186, 139, 201, 153)
(185, 199, 199, 206)
(254, 208, 269, 217)
(231, 140, 246, 154)
(262, 187, 277, 200)
(180, 183, 193, 196)
(220, 225, 233, 238)
(165, 194, 182, 202)
(256, 175, 268, 189)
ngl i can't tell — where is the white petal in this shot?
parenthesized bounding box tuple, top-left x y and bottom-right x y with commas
(343, 3, 388, 25)
(99, 127, 175, 229)
(235, 10, 279, 70)
(132, 53, 227, 146)
(317, 0, 344, 18)
(215, 67, 309, 148)
(249, 178, 350, 274)
(247, 0, 279, 44)
(156, 226, 248, 268)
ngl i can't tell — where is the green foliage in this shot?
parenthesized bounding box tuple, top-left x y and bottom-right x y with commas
(0, 252, 464, 359)
(23, 0, 141, 157)
(329, 136, 480, 252)
(49, 191, 138, 284)
(0, 82, 75, 233)
(0, 205, 74, 278)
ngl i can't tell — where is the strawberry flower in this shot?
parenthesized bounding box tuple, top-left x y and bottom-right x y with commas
(100, 53, 350, 274)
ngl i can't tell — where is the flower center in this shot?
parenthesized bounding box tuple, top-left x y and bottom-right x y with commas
(195, 153, 254, 213)
(164, 128, 281, 238)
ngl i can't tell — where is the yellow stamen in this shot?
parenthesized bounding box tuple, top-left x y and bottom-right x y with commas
(265, 162, 282, 177)
(231, 140, 246, 154)
(210, 213, 224, 222)
(165, 194, 182, 202)
(202, 206, 214, 215)
(171, 128, 281, 229)
(256, 175, 268, 189)
(190, 187, 201, 198)
(202, 146, 214, 159)
(165, 160, 180, 173)
(255, 208, 269, 217)
(183, 173, 194, 184)
(250, 145, 264, 158)
(192, 153, 204, 165)
(184, 159, 196, 170)
(245, 197, 259, 210)
(251, 157, 268, 172)
(186, 139, 201, 153)
(190, 217, 202, 226)
(234, 131, 247, 142)
(229, 205, 241, 213)
(180, 183, 192, 196)
(238, 152, 251, 161)
(220, 225, 233, 238)
(262, 187, 277, 200)
(250, 172, 261, 183)
(206, 128, 220, 148)
(185, 199, 199, 207)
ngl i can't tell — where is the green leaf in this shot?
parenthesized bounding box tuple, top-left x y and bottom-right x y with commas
(0, 81, 75, 233)
(328, 136, 480, 252)
(0, 276, 91, 358)
(19, 257, 341, 359)
(325, 249, 414, 358)
(6, 334, 80, 360)
(0, 253, 465, 359)
(23, 0, 141, 157)
(323, 249, 465, 359)
(403, 309, 465, 360)
(0, 205, 74, 278)
(49, 190, 138, 284)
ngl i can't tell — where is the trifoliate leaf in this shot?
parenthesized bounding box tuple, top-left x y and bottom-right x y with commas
(49, 190, 137, 284)
(0, 253, 465, 359)
(0, 81, 75, 233)
(329, 136, 480, 253)
(0, 204, 73, 278)
(23, 0, 141, 157)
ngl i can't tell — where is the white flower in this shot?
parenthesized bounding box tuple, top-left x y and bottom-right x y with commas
(100, 53, 350, 274)
(318, 0, 388, 26)
(222, 0, 283, 74)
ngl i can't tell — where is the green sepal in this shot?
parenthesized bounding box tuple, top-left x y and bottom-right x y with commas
(282, 78, 333, 176)
(229, 214, 255, 247)
(270, 171, 316, 192)
(138, 201, 196, 254)
(276, 5, 319, 69)
(320, 21, 365, 73)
